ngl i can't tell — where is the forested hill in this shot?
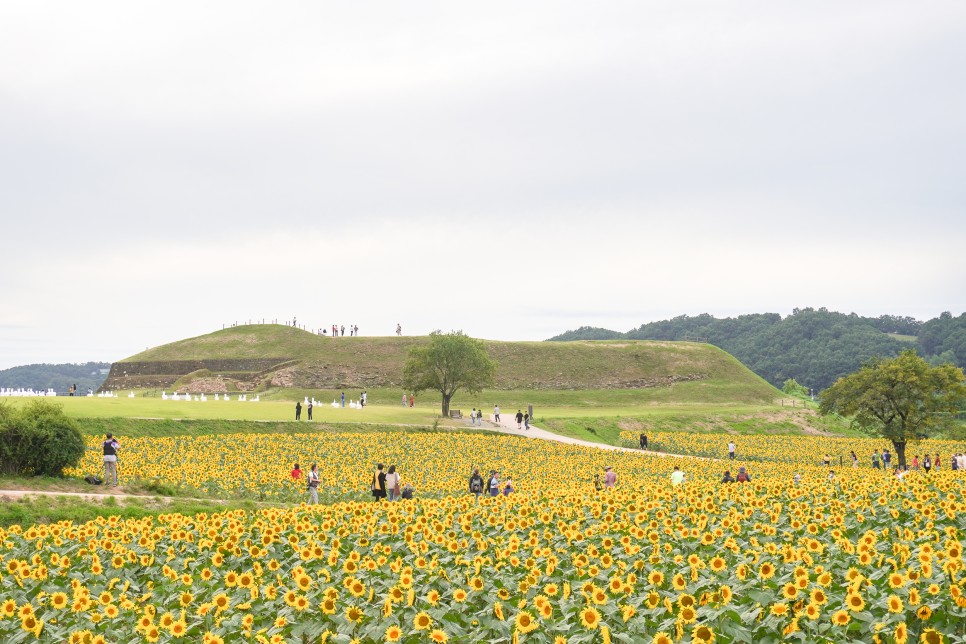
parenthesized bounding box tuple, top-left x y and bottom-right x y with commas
(548, 309, 966, 392)
(0, 362, 111, 393)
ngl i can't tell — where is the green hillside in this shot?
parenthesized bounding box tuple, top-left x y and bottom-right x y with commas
(104, 324, 778, 404)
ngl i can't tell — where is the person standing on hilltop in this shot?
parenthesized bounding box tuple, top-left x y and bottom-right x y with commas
(340, 325, 345, 337)
(396, 323, 402, 336)
(295, 401, 302, 420)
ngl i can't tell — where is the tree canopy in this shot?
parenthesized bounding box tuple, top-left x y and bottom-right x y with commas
(402, 331, 497, 416)
(818, 350, 966, 467)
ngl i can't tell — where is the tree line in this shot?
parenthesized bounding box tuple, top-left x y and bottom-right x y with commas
(0, 362, 111, 393)
(548, 309, 966, 392)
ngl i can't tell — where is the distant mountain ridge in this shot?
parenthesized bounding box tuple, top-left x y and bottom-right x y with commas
(0, 362, 111, 393)
(548, 309, 966, 391)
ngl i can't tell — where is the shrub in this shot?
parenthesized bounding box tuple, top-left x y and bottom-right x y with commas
(0, 400, 86, 476)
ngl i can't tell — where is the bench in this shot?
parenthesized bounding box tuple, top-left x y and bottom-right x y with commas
(449, 410, 462, 419)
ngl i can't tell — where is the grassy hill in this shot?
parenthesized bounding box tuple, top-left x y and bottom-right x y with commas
(104, 324, 778, 405)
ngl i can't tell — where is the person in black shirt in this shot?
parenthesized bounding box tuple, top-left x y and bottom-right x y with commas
(102, 433, 119, 487)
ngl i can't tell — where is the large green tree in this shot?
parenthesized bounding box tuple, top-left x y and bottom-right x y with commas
(402, 331, 496, 417)
(819, 350, 966, 468)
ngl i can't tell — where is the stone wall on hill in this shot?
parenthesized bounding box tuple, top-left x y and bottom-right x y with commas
(100, 358, 291, 391)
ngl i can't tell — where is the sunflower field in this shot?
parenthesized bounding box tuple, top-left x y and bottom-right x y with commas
(2, 430, 966, 643)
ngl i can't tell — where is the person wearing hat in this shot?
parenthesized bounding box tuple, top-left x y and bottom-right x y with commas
(736, 466, 751, 483)
(603, 466, 617, 488)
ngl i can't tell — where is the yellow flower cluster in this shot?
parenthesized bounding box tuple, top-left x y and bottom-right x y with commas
(5, 438, 966, 642)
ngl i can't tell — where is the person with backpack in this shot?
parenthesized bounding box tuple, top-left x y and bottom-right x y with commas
(524, 413, 530, 431)
(468, 468, 484, 498)
(102, 433, 120, 487)
(736, 466, 751, 483)
(307, 463, 320, 504)
(488, 470, 501, 497)
(721, 470, 735, 483)
(639, 434, 648, 450)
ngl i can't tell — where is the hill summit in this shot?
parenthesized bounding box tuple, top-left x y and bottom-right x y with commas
(103, 324, 777, 402)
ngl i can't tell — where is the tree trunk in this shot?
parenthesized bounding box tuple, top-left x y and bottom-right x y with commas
(441, 394, 451, 417)
(893, 440, 907, 470)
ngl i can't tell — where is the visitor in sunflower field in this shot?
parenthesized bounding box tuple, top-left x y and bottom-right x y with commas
(828, 470, 836, 482)
(515, 410, 524, 430)
(295, 401, 302, 420)
(290, 463, 302, 480)
(488, 470, 501, 496)
(401, 482, 414, 499)
(307, 464, 320, 504)
(923, 454, 932, 472)
(385, 465, 401, 501)
(371, 464, 387, 501)
(102, 433, 120, 487)
(502, 476, 514, 495)
(882, 449, 891, 467)
(872, 450, 881, 469)
(850, 450, 858, 467)
(603, 466, 617, 488)
(793, 472, 801, 485)
(822, 454, 830, 466)
(736, 466, 751, 482)
(934, 453, 941, 470)
(952, 456, 959, 471)
(307, 400, 313, 421)
(639, 433, 648, 449)
(670, 466, 686, 485)
(721, 470, 735, 483)
(911, 455, 920, 470)
(727, 441, 736, 460)
(593, 473, 602, 491)
(468, 468, 485, 498)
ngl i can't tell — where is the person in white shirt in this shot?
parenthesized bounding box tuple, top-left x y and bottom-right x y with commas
(385, 465, 401, 501)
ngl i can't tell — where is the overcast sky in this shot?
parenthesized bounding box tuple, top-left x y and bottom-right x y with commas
(1, 1, 964, 369)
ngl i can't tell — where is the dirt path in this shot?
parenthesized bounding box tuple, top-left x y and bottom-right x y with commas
(461, 411, 708, 460)
(0, 489, 216, 503)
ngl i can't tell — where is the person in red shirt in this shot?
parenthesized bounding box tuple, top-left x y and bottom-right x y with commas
(291, 463, 302, 480)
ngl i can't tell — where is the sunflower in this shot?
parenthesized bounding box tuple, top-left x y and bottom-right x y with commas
(845, 593, 865, 612)
(917, 605, 932, 621)
(679, 606, 697, 624)
(514, 611, 538, 634)
(831, 610, 850, 626)
(887, 595, 904, 613)
(920, 629, 943, 644)
(653, 633, 673, 644)
(345, 605, 364, 624)
(429, 630, 448, 643)
(888, 573, 906, 588)
(770, 603, 789, 617)
(384, 625, 402, 642)
(759, 563, 775, 580)
(648, 571, 664, 586)
(803, 603, 821, 620)
(894, 622, 908, 644)
(693, 624, 715, 643)
(781, 583, 798, 600)
(413, 611, 432, 630)
(580, 607, 601, 630)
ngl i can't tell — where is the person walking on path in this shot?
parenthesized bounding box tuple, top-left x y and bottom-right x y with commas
(307, 400, 313, 421)
(670, 466, 686, 486)
(409, 394, 414, 407)
(402, 393, 408, 407)
(341, 392, 345, 408)
(307, 463, 320, 504)
(295, 401, 302, 421)
(385, 465, 401, 501)
(488, 470, 501, 497)
(727, 441, 736, 460)
(603, 466, 617, 488)
(471, 408, 478, 426)
(524, 413, 530, 431)
(469, 468, 485, 499)
(102, 433, 119, 487)
(371, 464, 387, 501)
(494, 405, 501, 423)
(515, 410, 524, 430)
(639, 434, 648, 450)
